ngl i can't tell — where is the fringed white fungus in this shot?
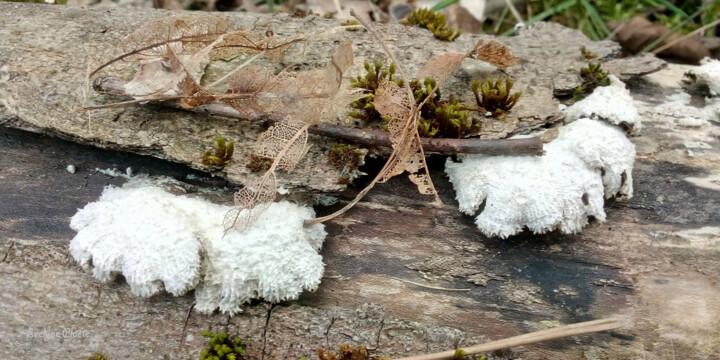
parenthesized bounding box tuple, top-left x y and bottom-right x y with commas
(445, 118, 635, 238)
(564, 75, 642, 134)
(70, 177, 326, 314)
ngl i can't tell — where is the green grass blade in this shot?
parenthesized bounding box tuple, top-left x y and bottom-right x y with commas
(580, 0, 611, 39)
(494, 5, 510, 34)
(433, 0, 459, 11)
(640, 5, 708, 53)
(642, 0, 688, 18)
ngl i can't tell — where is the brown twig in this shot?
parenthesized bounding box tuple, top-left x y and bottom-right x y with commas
(90, 77, 545, 156)
(393, 318, 621, 360)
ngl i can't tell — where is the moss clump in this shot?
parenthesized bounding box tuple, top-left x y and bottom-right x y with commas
(329, 143, 362, 171)
(579, 45, 597, 60)
(405, 8, 462, 41)
(574, 62, 610, 99)
(329, 143, 364, 185)
(202, 136, 234, 168)
(317, 344, 389, 360)
(348, 61, 404, 123)
(246, 154, 274, 173)
(86, 354, 106, 360)
(199, 331, 245, 360)
(471, 77, 522, 118)
(348, 61, 479, 138)
(408, 78, 477, 138)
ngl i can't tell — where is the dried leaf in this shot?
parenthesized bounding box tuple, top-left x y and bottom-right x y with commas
(212, 31, 305, 62)
(469, 40, 517, 69)
(254, 121, 309, 172)
(122, 14, 231, 57)
(416, 52, 466, 84)
(374, 80, 411, 123)
(222, 172, 276, 233)
(324, 40, 354, 93)
(122, 42, 213, 99)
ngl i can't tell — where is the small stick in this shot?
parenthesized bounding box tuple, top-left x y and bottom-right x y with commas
(651, 18, 720, 55)
(393, 318, 621, 360)
(90, 77, 545, 156)
(391, 277, 471, 292)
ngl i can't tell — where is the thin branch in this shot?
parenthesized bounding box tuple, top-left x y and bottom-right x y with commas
(391, 277, 471, 292)
(349, 9, 414, 105)
(89, 76, 545, 156)
(503, 0, 524, 25)
(393, 318, 621, 360)
(651, 18, 720, 55)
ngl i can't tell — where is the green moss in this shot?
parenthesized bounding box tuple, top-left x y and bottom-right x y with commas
(405, 8, 462, 41)
(329, 142, 363, 185)
(202, 136, 234, 168)
(348, 61, 404, 123)
(471, 77, 522, 118)
(199, 331, 245, 360)
(86, 354, 106, 360)
(349, 61, 481, 138)
(574, 62, 610, 100)
(329, 143, 362, 171)
(579, 45, 597, 60)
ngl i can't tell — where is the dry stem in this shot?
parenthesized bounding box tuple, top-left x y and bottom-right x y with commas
(90, 77, 545, 156)
(393, 318, 621, 360)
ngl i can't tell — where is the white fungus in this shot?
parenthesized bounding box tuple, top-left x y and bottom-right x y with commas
(684, 58, 720, 96)
(66, 164, 76, 174)
(563, 75, 642, 134)
(70, 177, 326, 314)
(445, 118, 635, 238)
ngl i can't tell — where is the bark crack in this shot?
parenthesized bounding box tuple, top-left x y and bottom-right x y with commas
(261, 304, 276, 360)
(375, 318, 385, 349)
(324, 316, 336, 346)
(179, 303, 194, 346)
(2, 242, 14, 262)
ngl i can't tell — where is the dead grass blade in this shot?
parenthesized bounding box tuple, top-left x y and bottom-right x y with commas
(393, 318, 621, 360)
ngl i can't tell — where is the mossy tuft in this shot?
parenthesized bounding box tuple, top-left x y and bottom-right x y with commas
(86, 354, 106, 360)
(471, 77, 522, 118)
(579, 45, 597, 60)
(406, 8, 462, 41)
(329, 143, 363, 171)
(202, 136, 234, 168)
(574, 62, 610, 99)
(348, 61, 404, 123)
(199, 331, 245, 360)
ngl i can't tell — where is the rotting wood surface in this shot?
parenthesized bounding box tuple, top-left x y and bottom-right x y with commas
(1, 3, 718, 360)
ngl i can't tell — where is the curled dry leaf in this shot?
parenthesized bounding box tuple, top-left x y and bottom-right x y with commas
(416, 52, 466, 85)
